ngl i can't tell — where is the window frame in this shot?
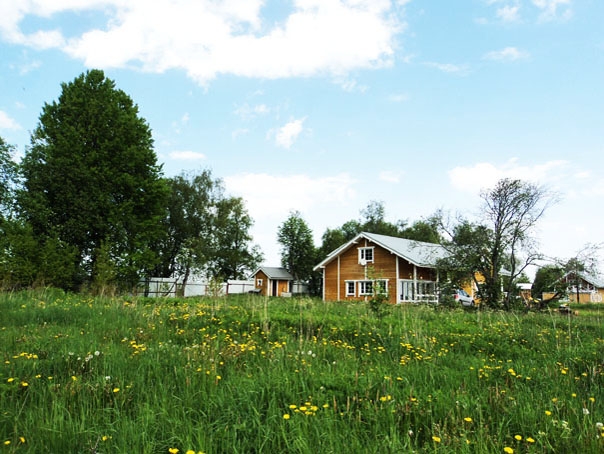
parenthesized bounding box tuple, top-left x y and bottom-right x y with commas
(358, 247, 374, 264)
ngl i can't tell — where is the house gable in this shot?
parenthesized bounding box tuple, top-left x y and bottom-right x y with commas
(316, 232, 443, 304)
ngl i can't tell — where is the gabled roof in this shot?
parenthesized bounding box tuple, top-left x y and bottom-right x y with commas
(251, 266, 294, 280)
(564, 271, 604, 289)
(313, 232, 448, 270)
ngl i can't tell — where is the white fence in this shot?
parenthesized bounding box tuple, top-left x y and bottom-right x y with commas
(140, 278, 256, 298)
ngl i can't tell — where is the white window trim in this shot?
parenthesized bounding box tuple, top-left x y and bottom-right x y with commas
(358, 280, 373, 296)
(345, 280, 355, 296)
(358, 247, 374, 265)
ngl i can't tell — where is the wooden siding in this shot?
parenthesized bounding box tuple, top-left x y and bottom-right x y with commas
(254, 271, 269, 296)
(321, 238, 437, 304)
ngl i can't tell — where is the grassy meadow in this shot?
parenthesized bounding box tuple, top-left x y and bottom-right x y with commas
(1, 290, 603, 453)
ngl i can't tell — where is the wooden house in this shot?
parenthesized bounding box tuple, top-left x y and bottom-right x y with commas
(543, 271, 604, 303)
(251, 267, 294, 297)
(313, 232, 449, 304)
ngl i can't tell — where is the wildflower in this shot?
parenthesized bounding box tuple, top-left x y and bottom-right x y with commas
(289, 404, 297, 409)
(464, 417, 473, 422)
(526, 437, 535, 443)
(102, 436, 109, 441)
(504, 448, 514, 454)
(596, 422, 603, 430)
(583, 408, 590, 415)
(514, 435, 522, 441)
(186, 451, 196, 454)
(4, 440, 10, 446)
(71, 375, 77, 381)
(7, 377, 14, 383)
(168, 449, 179, 454)
(20, 381, 29, 387)
(545, 410, 552, 416)
(283, 414, 290, 420)
(589, 397, 595, 403)
(113, 388, 120, 393)
(19, 437, 25, 443)
(432, 436, 441, 443)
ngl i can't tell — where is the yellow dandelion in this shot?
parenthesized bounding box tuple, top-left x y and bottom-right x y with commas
(4, 441, 10, 446)
(526, 437, 535, 443)
(504, 447, 514, 454)
(113, 388, 120, 393)
(102, 436, 109, 441)
(7, 377, 14, 383)
(186, 451, 196, 454)
(514, 435, 522, 441)
(432, 436, 441, 443)
(168, 449, 179, 454)
(283, 414, 290, 420)
(464, 417, 473, 422)
(20, 381, 28, 387)
(545, 410, 552, 416)
(19, 437, 25, 443)
(589, 397, 595, 403)
(71, 375, 77, 381)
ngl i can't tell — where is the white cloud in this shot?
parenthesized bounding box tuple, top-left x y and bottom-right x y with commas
(532, 0, 572, 22)
(224, 171, 358, 265)
(448, 158, 569, 193)
(379, 170, 403, 183)
(425, 62, 470, 75)
(1, 0, 405, 85)
(231, 128, 250, 140)
(484, 46, 530, 61)
(274, 118, 306, 149)
(224, 172, 357, 220)
(388, 93, 409, 103)
(234, 103, 270, 120)
(496, 5, 521, 22)
(168, 150, 206, 161)
(0, 110, 21, 130)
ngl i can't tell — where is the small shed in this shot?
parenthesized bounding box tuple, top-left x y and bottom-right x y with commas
(251, 267, 294, 297)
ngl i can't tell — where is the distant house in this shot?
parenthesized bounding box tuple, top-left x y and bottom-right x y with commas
(313, 232, 450, 304)
(543, 271, 604, 303)
(251, 267, 294, 297)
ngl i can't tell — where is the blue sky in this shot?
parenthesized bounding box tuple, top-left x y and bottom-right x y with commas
(0, 0, 603, 273)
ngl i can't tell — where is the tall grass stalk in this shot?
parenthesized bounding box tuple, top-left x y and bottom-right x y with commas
(1, 292, 602, 452)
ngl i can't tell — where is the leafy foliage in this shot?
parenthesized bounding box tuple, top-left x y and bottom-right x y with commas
(439, 179, 553, 309)
(154, 170, 261, 284)
(277, 211, 316, 282)
(18, 70, 168, 290)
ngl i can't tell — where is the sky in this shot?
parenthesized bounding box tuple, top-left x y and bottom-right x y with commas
(0, 0, 603, 276)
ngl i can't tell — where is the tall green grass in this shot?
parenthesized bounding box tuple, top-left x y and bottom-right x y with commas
(1, 291, 603, 453)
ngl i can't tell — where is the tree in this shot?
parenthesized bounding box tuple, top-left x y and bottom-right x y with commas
(439, 179, 553, 309)
(154, 170, 221, 287)
(277, 211, 316, 282)
(532, 264, 565, 301)
(0, 137, 18, 220)
(400, 214, 442, 244)
(208, 196, 263, 280)
(18, 70, 168, 290)
(154, 170, 262, 286)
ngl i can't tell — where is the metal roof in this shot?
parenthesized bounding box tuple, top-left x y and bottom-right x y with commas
(252, 266, 294, 280)
(314, 232, 448, 270)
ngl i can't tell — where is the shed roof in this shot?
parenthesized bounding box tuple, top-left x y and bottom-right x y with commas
(314, 232, 448, 270)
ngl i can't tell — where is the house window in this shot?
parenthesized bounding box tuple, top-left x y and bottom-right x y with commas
(374, 279, 388, 295)
(359, 281, 373, 296)
(358, 247, 374, 264)
(345, 281, 355, 296)
(257, 278, 263, 287)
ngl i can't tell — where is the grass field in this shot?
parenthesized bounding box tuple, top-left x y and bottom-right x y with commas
(1, 290, 603, 453)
